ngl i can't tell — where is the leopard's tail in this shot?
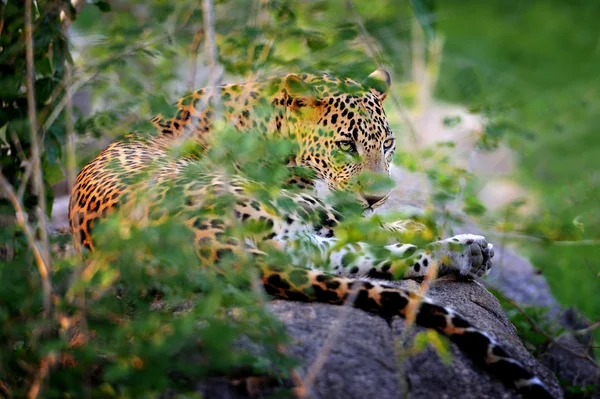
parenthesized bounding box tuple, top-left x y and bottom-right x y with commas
(414, 299, 552, 399)
(261, 266, 553, 399)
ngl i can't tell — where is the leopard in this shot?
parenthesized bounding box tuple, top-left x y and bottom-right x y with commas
(68, 69, 552, 398)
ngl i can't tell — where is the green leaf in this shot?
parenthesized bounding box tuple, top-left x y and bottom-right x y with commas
(394, 151, 419, 172)
(306, 34, 328, 51)
(442, 115, 462, 128)
(462, 195, 486, 216)
(413, 330, 452, 365)
(353, 171, 395, 196)
(0, 123, 8, 146)
(93, 0, 112, 12)
(43, 161, 64, 185)
(36, 56, 53, 76)
(336, 23, 358, 41)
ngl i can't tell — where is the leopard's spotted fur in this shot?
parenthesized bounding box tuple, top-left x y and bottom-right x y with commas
(68, 70, 551, 398)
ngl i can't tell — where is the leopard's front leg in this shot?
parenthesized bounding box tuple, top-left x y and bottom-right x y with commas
(275, 227, 493, 280)
(274, 232, 423, 280)
(326, 233, 494, 280)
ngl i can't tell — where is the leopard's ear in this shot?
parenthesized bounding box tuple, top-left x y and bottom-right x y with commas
(363, 69, 391, 101)
(283, 74, 318, 109)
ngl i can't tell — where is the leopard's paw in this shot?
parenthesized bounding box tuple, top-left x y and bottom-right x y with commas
(436, 234, 494, 277)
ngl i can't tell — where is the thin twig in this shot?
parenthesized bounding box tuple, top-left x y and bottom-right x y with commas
(187, 29, 204, 89)
(0, 171, 52, 317)
(40, 72, 95, 139)
(0, 4, 5, 38)
(8, 130, 36, 201)
(486, 230, 600, 246)
(576, 320, 600, 336)
(0, 378, 12, 398)
(298, 284, 360, 399)
(37, 72, 72, 139)
(64, 64, 77, 201)
(27, 354, 57, 399)
(25, 0, 52, 272)
(25, 0, 52, 312)
(453, 210, 600, 248)
(202, 0, 220, 103)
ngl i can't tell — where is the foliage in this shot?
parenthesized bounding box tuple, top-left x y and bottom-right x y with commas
(0, 1, 69, 206)
(1, 0, 599, 397)
(1, 1, 418, 395)
(409, 330, 452, 365)
(563, 382, 599, 399)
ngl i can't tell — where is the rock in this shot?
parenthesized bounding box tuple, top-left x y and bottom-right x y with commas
(541, 333, 599, 398)
(539, 309, 600, 398)
(453, 227, 600, 397)
(198, 278, 563, 399)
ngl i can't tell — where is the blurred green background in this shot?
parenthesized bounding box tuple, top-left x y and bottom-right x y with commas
(433, 0, 600, 318)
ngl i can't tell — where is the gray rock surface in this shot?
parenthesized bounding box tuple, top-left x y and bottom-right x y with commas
(540, 332, 600, 398)
(199, 278, 563, 399)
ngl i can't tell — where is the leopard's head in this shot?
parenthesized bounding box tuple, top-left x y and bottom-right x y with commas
(283, 69, 395, 208)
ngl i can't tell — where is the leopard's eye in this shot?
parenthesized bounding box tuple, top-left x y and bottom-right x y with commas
(383, 138, 395, 151)
(337, 140, 356, 152)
